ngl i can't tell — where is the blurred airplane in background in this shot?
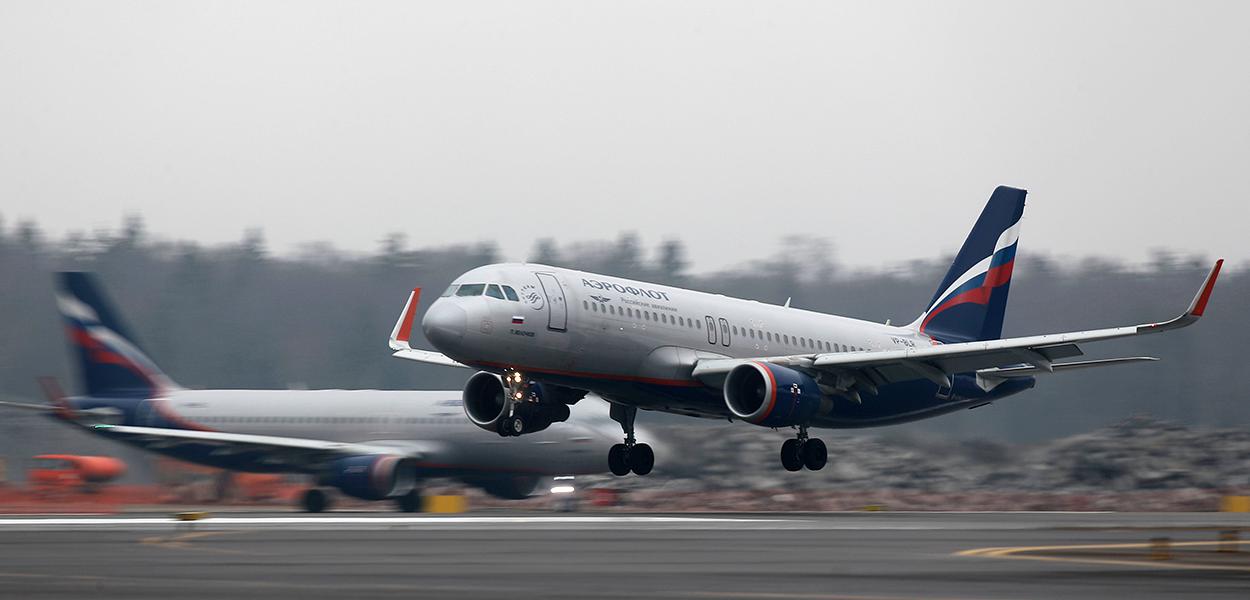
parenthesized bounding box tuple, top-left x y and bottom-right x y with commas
(392, 186, 1222, 477)
(0, 273, 619, 512)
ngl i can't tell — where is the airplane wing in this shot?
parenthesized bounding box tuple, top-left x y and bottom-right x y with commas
(89, 424, 428, 472)
(692, 260, 1222, 397)
(388, 287, 469, 368)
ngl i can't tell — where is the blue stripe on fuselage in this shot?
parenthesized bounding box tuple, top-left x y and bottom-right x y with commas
(510, 370, 1036, 428)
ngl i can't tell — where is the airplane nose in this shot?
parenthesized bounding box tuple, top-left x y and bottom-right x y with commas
(422, 301, 467, 350)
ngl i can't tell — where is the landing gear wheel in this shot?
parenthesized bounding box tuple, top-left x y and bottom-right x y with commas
(802, 438, 827, 471)
(301, 488, 330, 513)
(395, 489, 422, 513)
(780, 439, 803, 472)
(501, 415, 525, 436)
(608, 444, 631, 476)
(629, 443, 655, 476)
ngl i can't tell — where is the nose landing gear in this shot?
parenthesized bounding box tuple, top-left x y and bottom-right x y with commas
(498, 370, 531, 436)
(780, 425, 827, 472)
(494, 369, 572, 437)
(608, 404, 654, 476)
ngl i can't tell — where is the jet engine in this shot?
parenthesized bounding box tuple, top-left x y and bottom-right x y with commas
(463, 371, 511, 430)
(462, 371, 573, 436)
(465, 474, 542, 500)
(723, 362, 827, 428)
(322, 454, 415, 501)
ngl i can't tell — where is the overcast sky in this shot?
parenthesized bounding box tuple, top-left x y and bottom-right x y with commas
(2, 1, 1246, 272)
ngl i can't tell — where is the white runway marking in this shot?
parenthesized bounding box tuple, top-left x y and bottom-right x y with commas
(0, 515, 811, 531)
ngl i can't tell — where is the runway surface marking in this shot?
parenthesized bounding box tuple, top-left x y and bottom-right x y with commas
(0, 515, 809, 530)
(682, 592, 1003, 600)
(959, 540, 1250, 572)
(139, 530, 255, 555)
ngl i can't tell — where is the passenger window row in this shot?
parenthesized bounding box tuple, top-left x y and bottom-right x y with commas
(443, 283, 520, 302)
(579, 300, 867, 354)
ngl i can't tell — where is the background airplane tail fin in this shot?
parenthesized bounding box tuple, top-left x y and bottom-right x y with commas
(56, 272, 176, 398)
(909, 186, 1027, 343)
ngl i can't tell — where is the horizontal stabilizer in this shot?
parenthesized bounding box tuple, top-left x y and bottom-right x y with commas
(0, 399, 55, 412)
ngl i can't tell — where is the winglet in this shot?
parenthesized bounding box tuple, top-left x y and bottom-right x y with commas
(388, 288, 421, 350)
(1187, 259, 1223, 317)
(1140, 259, 1223, 332)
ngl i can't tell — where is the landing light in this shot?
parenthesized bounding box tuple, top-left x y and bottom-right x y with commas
(550, 485, 575, 494)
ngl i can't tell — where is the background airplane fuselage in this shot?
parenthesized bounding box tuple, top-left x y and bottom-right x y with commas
(70, 389, 615, 476)
(423, 264, 1035, 428)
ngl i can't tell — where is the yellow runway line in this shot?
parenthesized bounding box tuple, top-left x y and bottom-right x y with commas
(957, 540, 1250, 572)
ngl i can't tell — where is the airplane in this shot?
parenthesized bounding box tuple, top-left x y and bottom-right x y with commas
(0, 272, 620, 512)
(389, 186, 1223, 477)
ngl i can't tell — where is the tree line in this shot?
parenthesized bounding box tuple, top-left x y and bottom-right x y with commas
(1, 216, 1244, 445)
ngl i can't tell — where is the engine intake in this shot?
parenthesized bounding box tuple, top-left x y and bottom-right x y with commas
(323, 454, 415, 501)
(463, 371, 510, 430)
(724, 362, 825, 427)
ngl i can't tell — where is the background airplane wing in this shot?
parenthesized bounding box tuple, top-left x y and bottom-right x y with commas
(89, 424, 428, 473)
(388, 287, 469, 368)
(693, 260, 1222, 395)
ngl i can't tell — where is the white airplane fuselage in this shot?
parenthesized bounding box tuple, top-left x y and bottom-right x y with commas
(421, 264, 1034, 428)
(70, 388, 618, 477)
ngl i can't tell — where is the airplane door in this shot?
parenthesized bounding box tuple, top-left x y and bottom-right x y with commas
(535, 273, 567, 331)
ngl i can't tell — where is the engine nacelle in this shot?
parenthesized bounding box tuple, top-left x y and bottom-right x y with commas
(463, 371, 510, 431)
(462, 371, 573, 435)
(723, 362, 826, 427)
(322, 455, 415, 501)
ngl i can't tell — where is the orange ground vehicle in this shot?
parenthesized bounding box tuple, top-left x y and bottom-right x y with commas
(27, 454, 127, 496)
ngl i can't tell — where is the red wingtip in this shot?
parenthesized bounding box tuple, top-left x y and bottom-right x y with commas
(37, 376, 72, 419)
(396, 288, 421, 342)
(1190, 259, 1223, 317)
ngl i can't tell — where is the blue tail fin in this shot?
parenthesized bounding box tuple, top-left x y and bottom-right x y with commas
(911, 186, 1026, 343)
(56, 272, 176, 398)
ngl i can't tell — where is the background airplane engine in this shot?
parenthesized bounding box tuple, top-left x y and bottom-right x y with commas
(465, 474, 542, 500)
(723, 363, 828, 428)
(321, 455, 415, 501)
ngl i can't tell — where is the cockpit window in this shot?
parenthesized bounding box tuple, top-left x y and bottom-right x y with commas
(456, 283, 486, 297)
(501, 285, 520, 301)
(440, 284, 458, 297)
(485, 284, 505, 300)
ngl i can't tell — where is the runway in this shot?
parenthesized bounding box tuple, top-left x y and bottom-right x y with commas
(2, 511, 1249, 599)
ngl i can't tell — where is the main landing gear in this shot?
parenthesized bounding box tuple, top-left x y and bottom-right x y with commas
(608, 404, 654, 476)
(300, 487, 331, 513)
(394, 489, 423, 513)
(780, 425, 827, 472)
